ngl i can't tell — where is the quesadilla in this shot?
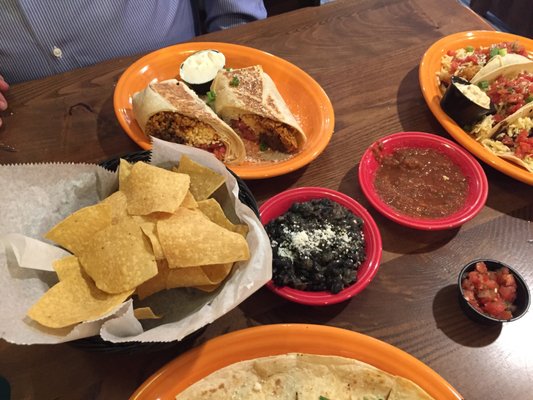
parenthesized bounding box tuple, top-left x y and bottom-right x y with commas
(132, 79, 245, 164)
(175, 353, 435, 400)
(210, 65, 307, 162)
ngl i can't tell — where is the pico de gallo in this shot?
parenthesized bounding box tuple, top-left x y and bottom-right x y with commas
(479, 71, 533, 123)
(438, 41, 528, 90)
(461, 261, 518, 320)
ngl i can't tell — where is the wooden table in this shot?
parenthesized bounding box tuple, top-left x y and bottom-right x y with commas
(1, 0, 532, 398)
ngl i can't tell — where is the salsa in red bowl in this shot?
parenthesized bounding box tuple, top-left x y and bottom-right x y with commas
(359, 132, 488, 230)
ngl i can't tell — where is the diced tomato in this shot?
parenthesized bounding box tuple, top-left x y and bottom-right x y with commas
(199, 143, 226, 161)
(487, 72, 533, 119)
(484, 300, 507, 318)
(475, 262, 488, 274)
(461, 262, 518, 320)
(513, 130, 533, 159)
(499, 285, 517, 303)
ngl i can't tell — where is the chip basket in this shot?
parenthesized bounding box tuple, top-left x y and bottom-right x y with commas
(70, 150, 259, 352)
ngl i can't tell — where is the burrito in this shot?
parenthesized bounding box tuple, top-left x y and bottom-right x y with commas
(132, 79, 245, 164)
(211, 65, 307, 162)
(175, 353, 435, 399)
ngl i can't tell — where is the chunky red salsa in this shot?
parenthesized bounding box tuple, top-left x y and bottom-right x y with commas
(461, 261, 517, 320)
(374, 148, 468, 218)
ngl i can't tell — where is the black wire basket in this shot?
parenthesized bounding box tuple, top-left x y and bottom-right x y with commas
(71, 151, 259, 352)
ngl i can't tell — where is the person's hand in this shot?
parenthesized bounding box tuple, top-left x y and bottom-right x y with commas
(0, 75, 9, 128)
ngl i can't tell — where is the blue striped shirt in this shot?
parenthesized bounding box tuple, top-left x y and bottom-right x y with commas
(0, 0, 267, 83)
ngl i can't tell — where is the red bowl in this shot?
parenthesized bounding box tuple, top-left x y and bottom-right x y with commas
(358, 132, 488, 230)
(259, 187, 382, 306)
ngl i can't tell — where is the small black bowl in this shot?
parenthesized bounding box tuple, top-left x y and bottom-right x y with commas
(440, 76, 496, 129)
(458, 259, 530, 325)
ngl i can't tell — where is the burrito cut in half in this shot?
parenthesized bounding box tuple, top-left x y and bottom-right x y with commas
(175, 353, 435, 400)
(211, 65, 307, 163)
(132, 79, 245, 164)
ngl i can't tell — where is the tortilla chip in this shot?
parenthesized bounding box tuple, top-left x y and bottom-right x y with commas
(133, 307, 162, 320)
(53, 256, 81, 281)
(139, 221, 165, 260)
(100, 191, 129, 224)
(157, 208, 249, 268)
(27, 262, 133, 329)
(45, 203, 112, 254)
(135, 259, 170, 300)
(78, 216, 157, 294)
(118, 158, 133, 189)
(197, 199, 249, 236)
(122, 161, 190, 215)
(166, 263, 233, 289)
(181, 191, 198, 209)
(174, 155, 226, 200)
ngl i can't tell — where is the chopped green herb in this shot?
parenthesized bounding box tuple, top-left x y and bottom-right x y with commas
(527, 95, 533, 103)
(465, 45, 474, 52)
(229, 76, 240, 87)
(319, 396, 329, 400)
(477, 80, 489, 90)
(259, 141, 268, 151)
(206, 90, 216, 103)
(489, 47, 500, 58)
(498, 48, 508, 56)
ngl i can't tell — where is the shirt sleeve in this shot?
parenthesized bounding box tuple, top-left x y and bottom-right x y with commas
(203, 0, 267, 32)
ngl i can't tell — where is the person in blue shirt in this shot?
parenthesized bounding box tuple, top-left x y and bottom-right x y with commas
(0, 0, 267, 127)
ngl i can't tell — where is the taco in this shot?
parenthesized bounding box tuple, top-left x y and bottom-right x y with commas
(174, 353, 435, 400)
(466, 62, 533, 140)
(438, 40, 530, 91)
(210, 65, 307, 162)
(481, 102, 533, 172)
(132, 79, 245, 164)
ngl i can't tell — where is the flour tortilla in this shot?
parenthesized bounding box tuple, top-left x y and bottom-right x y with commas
(470, 60, 533, 86)
(471, 53, 533, 84)
(132, 79, 245, 164)
(482, 101, 533, 172)
(211, 65, 307, 150)
(175, 353, 434, 400)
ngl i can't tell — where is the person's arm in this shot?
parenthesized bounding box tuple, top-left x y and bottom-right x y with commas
(0, 75, 8, 128)
(203, 0, 267, 32)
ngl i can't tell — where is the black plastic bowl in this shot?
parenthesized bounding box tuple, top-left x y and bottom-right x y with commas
(440, 76, 496, 128)
(458, 259, 530, 325)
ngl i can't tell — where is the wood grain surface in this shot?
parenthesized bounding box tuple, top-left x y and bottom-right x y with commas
(1, 0, 533, 399)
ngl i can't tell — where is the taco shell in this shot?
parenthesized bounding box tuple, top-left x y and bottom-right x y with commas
(471, 60, 533, 85)
(211, 65, 306, 154)
(482, 102, 533, 172)
(175, 353, 434, 400)
(471, 53, 532, 84)
(132, 79, 245, 164)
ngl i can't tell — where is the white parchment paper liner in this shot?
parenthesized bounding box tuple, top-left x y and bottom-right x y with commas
(0, 138, 272, 344)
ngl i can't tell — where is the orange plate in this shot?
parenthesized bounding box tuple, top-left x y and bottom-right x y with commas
(419, 31, 533, 185)
(130, 324, 463, 400)
(114, 42, 334, 180)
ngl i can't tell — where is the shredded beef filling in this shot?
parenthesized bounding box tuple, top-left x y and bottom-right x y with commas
(231, 114, 299, 153)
